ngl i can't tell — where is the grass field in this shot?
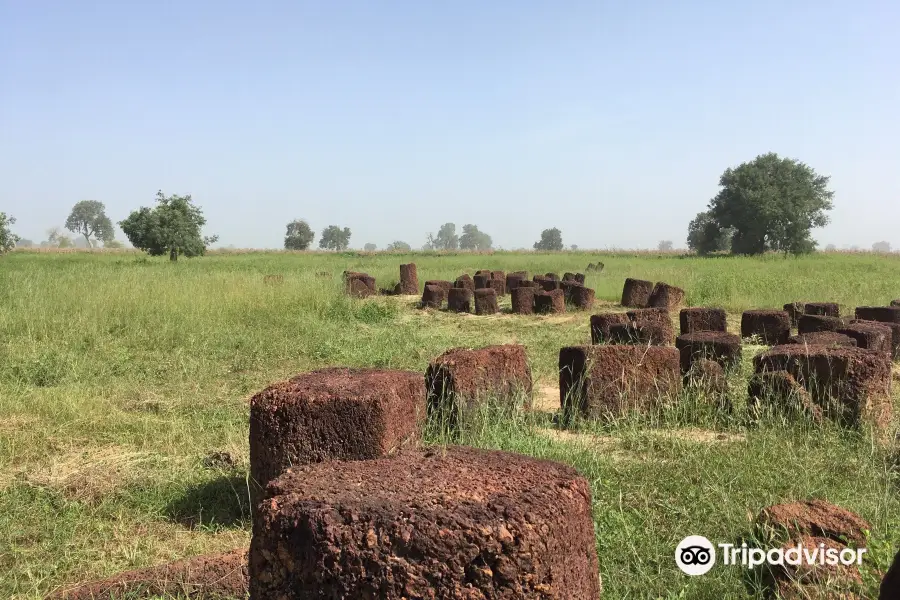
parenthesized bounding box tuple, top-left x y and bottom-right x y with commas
(2, 250, 900, 599)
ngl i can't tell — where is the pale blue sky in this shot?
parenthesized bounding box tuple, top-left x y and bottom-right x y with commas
(2, 1, 898, 250)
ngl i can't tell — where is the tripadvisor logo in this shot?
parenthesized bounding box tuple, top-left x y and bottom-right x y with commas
(675, 535, 867, 576)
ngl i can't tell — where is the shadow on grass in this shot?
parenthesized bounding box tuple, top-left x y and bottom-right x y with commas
(165, 475, 252, 530)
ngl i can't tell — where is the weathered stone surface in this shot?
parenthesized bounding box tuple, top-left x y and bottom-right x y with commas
(250, 447, 602, 599)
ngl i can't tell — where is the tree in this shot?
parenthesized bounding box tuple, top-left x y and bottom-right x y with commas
(706, 153, 834, 255)
(65, 200, 114, 247)
(872, 241, 891, 253)
(386, 240, 411, 251)
(364, 243, 377, 252)
(570, 244, 578, 251)
(425, 223, 459, 250)
(104, 239, 125, 249)
(686, 211, 733, 255)
(284, 219, 315, 250)
(17, 238, 34, 248)
(46, 227, 73, 248)
(119, 190, 218, 261)
(318, 225, 351, 250)
(533, 228, 563, 251)
(658, 240, 674, 251)
(0, 213, 19, 254)
(825, 244, 837, 252)
(459, 224, 493, 250)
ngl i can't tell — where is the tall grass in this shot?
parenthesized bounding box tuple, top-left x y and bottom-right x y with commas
(1, 250, 899, 598)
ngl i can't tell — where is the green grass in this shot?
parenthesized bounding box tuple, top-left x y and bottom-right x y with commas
(1, 249, 899, 599)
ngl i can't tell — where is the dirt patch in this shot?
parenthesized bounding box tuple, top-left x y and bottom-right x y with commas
(531, 383, 560, 413)
(47, 548, 249, 600)
(650, 428, 745, 444)
(251, 447, 601, 599)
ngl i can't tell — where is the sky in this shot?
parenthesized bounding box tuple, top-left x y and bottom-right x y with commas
(2, 1, 899, 250)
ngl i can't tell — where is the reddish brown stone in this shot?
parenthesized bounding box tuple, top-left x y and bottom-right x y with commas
(539, 278, 561, 291)
(574, 273, 586, 284)
(545, 272, 559, 280)
(679, 307, 728, 334)
(783, 302, 805, 328)
(892, 299, 900, 308)
(621, 278, 654, 308)
(473, 274, 492, 289)
(590, 312, 630, 344)
(563, 272, 577, 281)
(535, 289, 565, 314)
(453, 273, 475, 292)
(788, 332, 858, 348)
(627, 307, 675, 345)
(48, 549, 248, 600)
(488, 278, 506, 297)
(741, 310, 791, 344)
(675, 332, 742, 373)
(754, 500, 871, 599)
(505, 273, 525, 293)
(421, 284, 446, 309)
(648, 282, 686, 309)
(683, 358, 727, 399)
(748, 370, 821, 422)
(346, 273, 376, 298)
(804, 302, 841, 317)
(250, 447, 601, 600)
(424, 279, 453, 295)
(511, 286, 536, 315)
(798, 314, 847, 334)
(474, 288, 499, 315)
(569, 285, 595, 310)
(753, 345, 892, 430)
(249, 368, 424, 498)
(852, 319, 900, 360)
(447, 288, 473, 313)
(855, 305, 900, 324)
(490, 270, 505, 282)
(399, 263, 419, 295)
(426, 345, 533, 413)
(517, 280, 539, 288)
(608, 322, 673, 346)
(559, 345, 681, 419)
(837, 322, 892, 354)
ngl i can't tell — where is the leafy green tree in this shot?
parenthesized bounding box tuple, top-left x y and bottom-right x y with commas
(425, 223, 459, 250)
(0, 213, 19, 254)
(318, 225, 351, 250)
(459, 224, 492, 250)
(706, 153, 834, 255)
(46, 227, 73, 248)
(658, 240, 674, 251)
(533, 228, 563, 251)
(386, 240, 411, 251)
(872, 241, 891, 253)
(570, 244, 578, 251)
(284, 219, 315, 250)
(65, 200, 114, 247)
(17, 238, 33, 248)
(119, 191, 218, 261)
(824, 244, 837, 252)
(686, 211, 733, 255)
(363, 243, 377, 251)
